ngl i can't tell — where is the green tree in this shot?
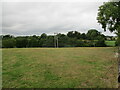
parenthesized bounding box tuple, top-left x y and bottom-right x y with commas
(68, 38, 78, 47)
(41, 33, 47, 39)
(39, 33, 47, 47)
(3, 35, 14, 39)
(43, 36, 54, 47)
(97, 1, 120, 82)
(86, 29, 101, 40)
(67, 31, 81, 39)
(16, 37, 28, 48)
(27, 37, 39, 47)
(95, 39, 106, 47)
(57, 33, 69, 47)
(2, 38, 16, 48)
(81, 33, 87, 39)
(97, 1, 120, 44)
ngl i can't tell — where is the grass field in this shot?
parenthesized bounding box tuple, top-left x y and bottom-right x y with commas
(2, 47, 118, 88)
(105, 41, 116, 47)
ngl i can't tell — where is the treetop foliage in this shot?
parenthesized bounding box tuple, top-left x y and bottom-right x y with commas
(1, 30, 116, 48)
(97, 1, 120, 32)
(97, 1, 120, 45)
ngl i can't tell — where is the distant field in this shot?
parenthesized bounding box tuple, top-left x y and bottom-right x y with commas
(105, 41, 116, 47)
(2, 47, 117, 88)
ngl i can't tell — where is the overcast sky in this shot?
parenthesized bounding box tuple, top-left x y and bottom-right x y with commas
(2, 1, 116, 36)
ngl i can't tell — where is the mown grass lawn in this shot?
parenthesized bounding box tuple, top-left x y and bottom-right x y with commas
(105, 41, 116, 47)
(2, 47, 118, 88)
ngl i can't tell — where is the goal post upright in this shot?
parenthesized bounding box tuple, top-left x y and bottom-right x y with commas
(54, 32, 59, 48)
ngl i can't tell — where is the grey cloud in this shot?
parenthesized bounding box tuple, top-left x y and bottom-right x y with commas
(2, 2, 115, 36)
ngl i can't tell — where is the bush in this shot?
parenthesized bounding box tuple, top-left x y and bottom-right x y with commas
(95, 39, 106, 47)
(115, 37, 120, 46)
(2, 38, 16, 48)
(16, 37, 28, 48)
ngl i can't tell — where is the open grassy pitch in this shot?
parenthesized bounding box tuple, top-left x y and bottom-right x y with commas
(2, 47, 117, 88)
(105, 41, 116, 47)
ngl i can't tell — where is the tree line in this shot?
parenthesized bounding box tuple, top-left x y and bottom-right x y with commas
(1, 29, 116, 48)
